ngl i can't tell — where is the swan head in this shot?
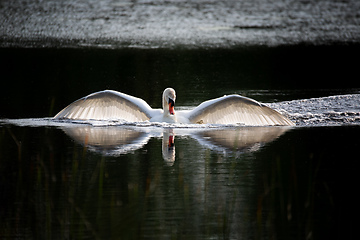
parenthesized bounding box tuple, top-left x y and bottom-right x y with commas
(162, 88, 176, 115)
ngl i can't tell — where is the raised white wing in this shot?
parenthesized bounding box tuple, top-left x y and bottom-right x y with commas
(54, 90, 154, 122)
(187, 95, 295, 126)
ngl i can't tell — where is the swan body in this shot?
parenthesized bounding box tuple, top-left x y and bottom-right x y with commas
(54, 88, 295, 126)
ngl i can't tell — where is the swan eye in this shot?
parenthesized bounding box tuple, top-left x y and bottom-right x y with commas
(168, 98, 175, 107)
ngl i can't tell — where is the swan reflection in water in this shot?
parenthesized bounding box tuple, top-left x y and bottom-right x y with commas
(61, 126, 289, 164)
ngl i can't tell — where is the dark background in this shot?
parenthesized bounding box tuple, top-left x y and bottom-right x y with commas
(1, 44, 359, 118)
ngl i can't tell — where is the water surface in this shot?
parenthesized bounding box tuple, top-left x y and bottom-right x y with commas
(1, 0, 360, 48)
(0, 45, 358, 239)
(0, 120, 357, 239)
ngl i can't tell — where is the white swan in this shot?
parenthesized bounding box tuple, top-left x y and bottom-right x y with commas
(54, 88, 295, 126)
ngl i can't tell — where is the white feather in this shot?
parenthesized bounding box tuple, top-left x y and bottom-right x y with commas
(54, 89, 295, 126)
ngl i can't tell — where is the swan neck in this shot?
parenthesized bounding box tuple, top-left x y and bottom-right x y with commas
(162, 95, 167, 114)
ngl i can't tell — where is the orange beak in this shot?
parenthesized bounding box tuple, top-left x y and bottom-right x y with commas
(168, 98, 175, 115)
(169, 103, 175, 115)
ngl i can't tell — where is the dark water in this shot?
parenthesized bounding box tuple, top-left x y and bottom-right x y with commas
(1, 45, 358, 239)
(0, 123, 357, 239)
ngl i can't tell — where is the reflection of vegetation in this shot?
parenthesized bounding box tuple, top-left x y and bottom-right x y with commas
(0, 126, 255, 239)
(0, 126, 356, 239)
(256, 127, 356, 240)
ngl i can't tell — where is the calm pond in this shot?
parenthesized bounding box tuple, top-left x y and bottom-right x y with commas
(1, 45, 358, 239)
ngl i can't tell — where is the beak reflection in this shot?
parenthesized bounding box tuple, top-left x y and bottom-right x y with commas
(162, 129, 175, 166)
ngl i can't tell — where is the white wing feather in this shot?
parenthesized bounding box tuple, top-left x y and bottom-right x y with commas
(54, 90, 155, 122)
(187, 95, 295, 126)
